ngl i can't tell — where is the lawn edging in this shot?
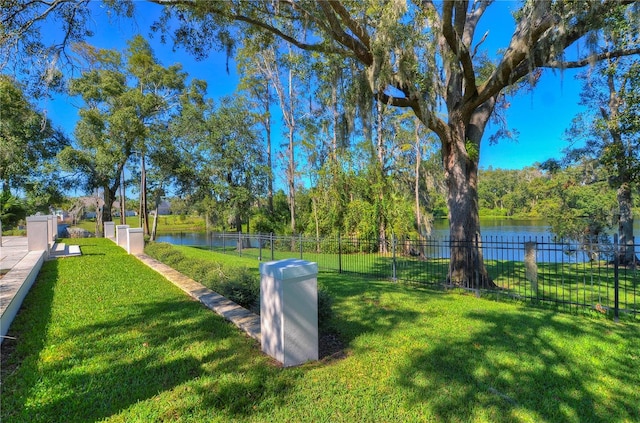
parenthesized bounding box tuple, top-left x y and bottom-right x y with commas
(0, 249, 45, 343)
(134, 253, 261, 342)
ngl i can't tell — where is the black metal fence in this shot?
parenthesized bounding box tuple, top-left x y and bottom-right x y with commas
(167, 231, 639, 319)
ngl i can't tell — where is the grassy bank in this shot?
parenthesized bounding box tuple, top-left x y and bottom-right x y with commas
(1, 239, 639, 422)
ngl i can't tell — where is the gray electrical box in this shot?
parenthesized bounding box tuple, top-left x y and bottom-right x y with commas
(259, 259, 318, 367)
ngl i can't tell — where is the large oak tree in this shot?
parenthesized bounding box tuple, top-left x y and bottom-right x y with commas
(3, 0, 640, 286)
(151, 0, 640, 287)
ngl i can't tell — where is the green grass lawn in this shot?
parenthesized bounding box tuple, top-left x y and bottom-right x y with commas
(2, 238, 639, 422)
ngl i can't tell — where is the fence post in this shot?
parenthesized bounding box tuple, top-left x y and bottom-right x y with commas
(524, 240, 538, 299)
(270, 232, 274, 261)
(338, 232, 342, 274)
(238, 231, 242, 257)
(300, 233, 303, 259)
(258, 233, 262, 261)
(614, 234, 620, 322)
(392, 234, 397, 282)
(474, 233, 480, 297)
(222, 230, 226, 253)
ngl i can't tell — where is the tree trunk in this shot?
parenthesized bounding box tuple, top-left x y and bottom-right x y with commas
(312, 195, 320, 253)
(376, 100, 388, 254)
(288, 123, 296, 234)
(414, 119, 423, 237)
(151, 206, 158, 241)
(602, 69, 638, 267)
(150, 189, 161, 242)
(442, 112, 496, 289)
(266, 109, 274, 216)
(95, 193, 103, 238)
(140, 154, 150, 236)
(331, 82, 339, 159)
(617, 182, 637, 266)
(287, 66, 296, 235)
(120, 168, 126, 225)
(235, 212, 242, 233)
(99, 185, 117, 237)
(260, 80, 274, 216)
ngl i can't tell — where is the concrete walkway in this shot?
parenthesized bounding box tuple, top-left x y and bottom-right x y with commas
(0, 236, 30, 271)
(135, 253, 261, 343)
(1, 237, 46, 342)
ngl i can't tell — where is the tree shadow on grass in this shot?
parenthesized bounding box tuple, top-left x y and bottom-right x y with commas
(318, 271, 443, 345)
(2, 238, 303, 422)
(5, 293, 294, 422)
(1, 297, 180, 419)
(1, 259, 59, 382)
(2, 259, 292, 422)
(395, 309, 640, 422)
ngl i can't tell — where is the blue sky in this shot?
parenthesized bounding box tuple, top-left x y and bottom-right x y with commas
(39, 1, 587, 171)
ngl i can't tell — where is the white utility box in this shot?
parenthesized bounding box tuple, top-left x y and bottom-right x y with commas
(104, 221, 115, 240)
(259, 259, 318, 367)
(115, 225, 129, 248)
(47, 215, 56, 246)
(27, 215, 50, 257)
(126, 227, 144, 254)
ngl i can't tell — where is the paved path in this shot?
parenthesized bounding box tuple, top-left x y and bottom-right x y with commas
(0, 236, 30, 272)
(1, 237, 45, 342)
(135, 253, 262, 343)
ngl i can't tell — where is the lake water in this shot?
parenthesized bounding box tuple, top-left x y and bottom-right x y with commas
(156, 218, 640, 263)
(431, 218, 552, 238)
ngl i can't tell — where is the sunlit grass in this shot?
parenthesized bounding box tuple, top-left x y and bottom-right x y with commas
(1, 239, 639, 422)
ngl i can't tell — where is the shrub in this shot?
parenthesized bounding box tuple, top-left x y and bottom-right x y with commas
(66, 227, 93, 238)
(146, 243, 187, 268)
(186, 259, 212, 282)
(317, 285, 334, 325)
(144, 242, 334, 326)
(145, 242, 174, 257)
(145, 242, 260, 310)
(218, 267, 259, 311)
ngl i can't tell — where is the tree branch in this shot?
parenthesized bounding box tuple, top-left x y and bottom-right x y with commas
(326, 1, 370, 49)
(464, 0, 491, 48)
(543, 48, 640, 69)
(317, 1, 373, 65)
(376, 91, 418, 109)
(441, 1, 478, 108)
(477, 0, 639, 108)
(233, 12, 348, 55)
(1, 0, 65, 41)
(375, 90, 448, 140)
(475, 1, 556, 106)
(149, 0, 338, 54)
(453, 0, 468, 38)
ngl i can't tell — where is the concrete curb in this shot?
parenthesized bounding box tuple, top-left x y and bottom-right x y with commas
(134, 253, 261, 343)
(1, 250, 45, 343)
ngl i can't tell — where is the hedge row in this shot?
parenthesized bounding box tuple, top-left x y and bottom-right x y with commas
(144, 242, 333, 323)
